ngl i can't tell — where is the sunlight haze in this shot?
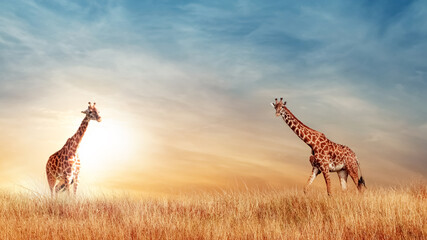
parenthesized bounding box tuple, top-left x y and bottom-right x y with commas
(1, 0, 426, 194)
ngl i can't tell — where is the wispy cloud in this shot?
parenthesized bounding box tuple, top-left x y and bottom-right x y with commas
(0, 0, 426, 192)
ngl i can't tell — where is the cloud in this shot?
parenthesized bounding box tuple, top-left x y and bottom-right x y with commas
(0, 0, 426, 192)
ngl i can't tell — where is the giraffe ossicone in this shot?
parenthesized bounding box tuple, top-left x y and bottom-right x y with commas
(46, 102, 102, 197)
(271, 97, 366, 195)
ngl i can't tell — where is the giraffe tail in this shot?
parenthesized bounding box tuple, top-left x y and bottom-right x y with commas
(357, 161, 366, 189)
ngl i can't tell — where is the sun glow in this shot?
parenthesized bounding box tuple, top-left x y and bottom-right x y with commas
(78, 118, 142, 182)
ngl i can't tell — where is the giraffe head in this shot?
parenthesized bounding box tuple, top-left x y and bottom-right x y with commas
(81, 102, 102, 122)
(271, 98, 287, 117)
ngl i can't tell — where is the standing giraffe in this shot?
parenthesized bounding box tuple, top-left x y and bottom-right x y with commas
(46, 102, 102, 196)
(271, 98, 365, 195)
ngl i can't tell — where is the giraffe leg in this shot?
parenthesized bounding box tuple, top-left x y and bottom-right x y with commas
(55, 180, 66, 193)
(322, 170, 332, 196)
(348, 169, 362, 192)
(337, 170, 348, 191)
(65, 183, 71, 195)
(46, 171, 57, 197)
(304, 167, 320, 193)
(73, 180, 79, 195)
(73, 158, 81, 195)
(73, 174, 80, 195)
(63, 173, 74, 196)
(314, 154, 332, 196)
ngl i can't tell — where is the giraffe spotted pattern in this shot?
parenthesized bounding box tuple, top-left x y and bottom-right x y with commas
(46, 102, 101, 196)
(271, 98, 365, 195)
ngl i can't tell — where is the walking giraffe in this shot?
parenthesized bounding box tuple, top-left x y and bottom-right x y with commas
(271, 98, 365, 195)
(46, 102, 102, 196)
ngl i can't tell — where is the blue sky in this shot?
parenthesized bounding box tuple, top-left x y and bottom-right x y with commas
(0, 0, 426, 191)
(2, 1, 426, 102)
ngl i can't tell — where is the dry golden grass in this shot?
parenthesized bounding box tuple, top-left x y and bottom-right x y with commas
(0, 185, 425, 240)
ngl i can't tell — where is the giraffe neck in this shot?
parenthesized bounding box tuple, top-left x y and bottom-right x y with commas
(68, 116, 90, 153)
(280, 106, 319, 148)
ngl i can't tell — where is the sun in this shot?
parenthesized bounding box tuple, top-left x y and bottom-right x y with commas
(78, 118, 141, 181)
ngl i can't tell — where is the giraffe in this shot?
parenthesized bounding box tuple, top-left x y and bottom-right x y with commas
(271, 98, 365, 195)
(46, 102, 102, 196)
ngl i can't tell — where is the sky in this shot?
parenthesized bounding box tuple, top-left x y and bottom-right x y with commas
(0, 0, 426, 194)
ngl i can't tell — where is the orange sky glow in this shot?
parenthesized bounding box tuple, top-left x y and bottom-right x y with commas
(1, 1, 426, 195)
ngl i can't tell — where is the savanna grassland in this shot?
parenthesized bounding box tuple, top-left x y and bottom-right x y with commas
(0, 185, 425, 240)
